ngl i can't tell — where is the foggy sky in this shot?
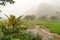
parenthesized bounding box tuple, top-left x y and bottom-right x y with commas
(0, 0, 60, 18)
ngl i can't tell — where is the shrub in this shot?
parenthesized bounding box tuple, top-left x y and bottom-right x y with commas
(18, 31, 36, 40)
(2, 35, 13, 40)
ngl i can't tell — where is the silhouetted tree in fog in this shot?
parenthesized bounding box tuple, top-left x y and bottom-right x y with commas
(50, 16, 57, 22)
(38, 15, 48, 22)
(23, 15, 36, 21)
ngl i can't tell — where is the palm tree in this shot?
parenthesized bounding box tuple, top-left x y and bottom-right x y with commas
(0, 14, 23, 30)
(5, 14, 23, 29)
(0, 14, 24, 37)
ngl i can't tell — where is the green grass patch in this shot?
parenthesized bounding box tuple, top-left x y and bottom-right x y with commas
(30, 21, 60, 35)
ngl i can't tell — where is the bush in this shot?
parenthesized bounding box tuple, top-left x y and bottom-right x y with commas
(2, 35, 13, 40)
(18, 31, 36, 40)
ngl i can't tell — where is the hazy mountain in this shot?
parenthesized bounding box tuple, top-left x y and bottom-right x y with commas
(23, 3, 59, 17)
(35, 3, 57, 17)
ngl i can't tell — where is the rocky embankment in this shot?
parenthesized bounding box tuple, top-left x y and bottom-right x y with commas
(25, 25, 60, 40)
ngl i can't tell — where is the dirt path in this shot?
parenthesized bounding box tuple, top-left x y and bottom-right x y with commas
(25, 25, 60, 40)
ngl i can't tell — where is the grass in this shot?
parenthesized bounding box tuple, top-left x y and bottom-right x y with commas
(29, 21, 60, 35)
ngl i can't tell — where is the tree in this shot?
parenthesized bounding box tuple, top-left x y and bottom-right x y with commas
(23, 15, 36, 21)
(0, 0, 15, 6)
(0, 14, 24, 38)
(56, 12, 60, 21)
(38, 15, 48, 22)
(3, 14, 23, 29)
(50, 16, 57, 22)
(0, 0, 15, 12)
(29, 15, 36, 20)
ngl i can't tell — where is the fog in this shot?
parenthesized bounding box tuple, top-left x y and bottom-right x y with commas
(0, 0, 60, 18)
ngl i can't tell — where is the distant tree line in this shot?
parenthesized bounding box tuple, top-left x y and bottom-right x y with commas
(23, 13, 60, 22)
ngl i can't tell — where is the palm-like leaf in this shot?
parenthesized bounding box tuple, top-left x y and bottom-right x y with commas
(3, 14, 23, 29)
(17, 15, 23, 20)
(0, 14, 24, 31)
(0, 0, 15, 6)
(4, 14, 9, 19)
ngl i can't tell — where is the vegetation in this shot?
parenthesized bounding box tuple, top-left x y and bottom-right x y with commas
(0, 14, 60, 40)
(0, 14, 43, 40)
(31, 21, 60, 35)
(0, 0, 15, 6)
(38, 15, 48, 22)
(1, 0, 60, 40)
(23, 15, 36, 21)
